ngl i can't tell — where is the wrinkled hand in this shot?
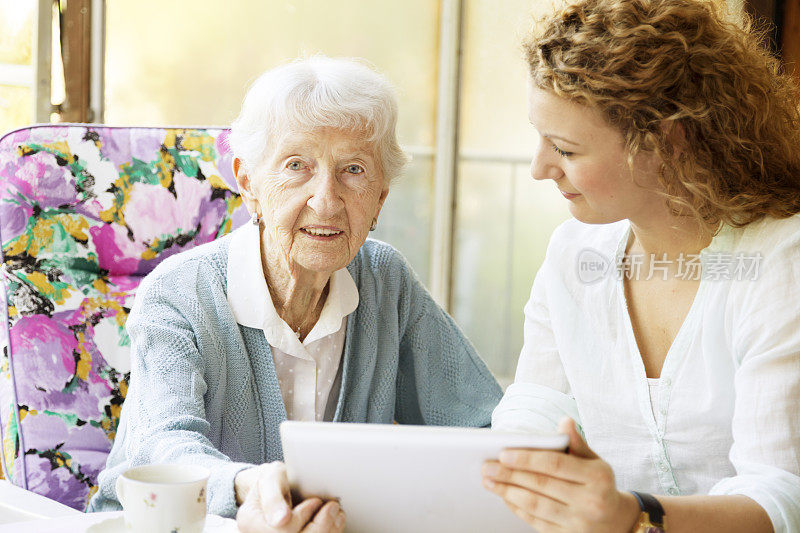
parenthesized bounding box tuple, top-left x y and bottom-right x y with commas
(236, 462, 346, 533)
(482, 418, 640, 533)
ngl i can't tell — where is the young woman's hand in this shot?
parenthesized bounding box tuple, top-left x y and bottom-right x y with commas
(235, 462, 346, 533)
(482, 418, 640, 533)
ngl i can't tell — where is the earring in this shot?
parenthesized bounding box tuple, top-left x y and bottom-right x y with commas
(370, 218, 377, 231)
(250, 212, 261, 226)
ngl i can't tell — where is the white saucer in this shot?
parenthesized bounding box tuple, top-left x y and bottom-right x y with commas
(86, 514, 238, 533)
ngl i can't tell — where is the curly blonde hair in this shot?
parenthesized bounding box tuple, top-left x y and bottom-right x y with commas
(524, 0, 800, 229)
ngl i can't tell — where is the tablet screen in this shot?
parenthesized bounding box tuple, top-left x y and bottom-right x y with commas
(280, 421, 568, 533)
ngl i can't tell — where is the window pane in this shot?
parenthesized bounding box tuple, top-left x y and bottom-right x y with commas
(371, 153, 434, 284)
(459, 0, 559, 155)
(452, 159, 569, 382)
(0, 85, 32, 136)
(104, 0, 437, 147)
(452, 160, 517, 381)
(104, 0, 439, 279)
(454, 0, 568, 381)
(0, 0, 35, 65)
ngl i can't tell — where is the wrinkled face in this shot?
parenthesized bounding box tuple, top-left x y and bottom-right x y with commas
(236, 127, 388, 276)
(527, 82, 663, 224)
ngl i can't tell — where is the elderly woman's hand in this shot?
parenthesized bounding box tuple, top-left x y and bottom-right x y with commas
(482, 419, 640, 533)
(236, 462, 346, 533)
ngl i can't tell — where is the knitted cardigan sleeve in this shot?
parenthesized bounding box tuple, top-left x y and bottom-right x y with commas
(105, 262, 252, 517)
(392, 252, 503, 427)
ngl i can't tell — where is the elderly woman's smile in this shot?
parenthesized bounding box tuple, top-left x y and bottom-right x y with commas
(300, 226, 342, 238)
(238, 127, 389, 276)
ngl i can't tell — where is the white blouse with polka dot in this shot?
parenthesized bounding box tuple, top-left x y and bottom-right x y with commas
(226, 223, 359, 422)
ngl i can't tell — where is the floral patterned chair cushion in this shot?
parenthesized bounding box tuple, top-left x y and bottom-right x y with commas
(0, 125, 248, 510)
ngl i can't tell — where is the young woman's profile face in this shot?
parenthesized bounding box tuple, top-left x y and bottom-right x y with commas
(526, 82, 664, 225)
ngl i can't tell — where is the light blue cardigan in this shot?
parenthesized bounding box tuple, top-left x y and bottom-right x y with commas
(87, 235, 503, 517)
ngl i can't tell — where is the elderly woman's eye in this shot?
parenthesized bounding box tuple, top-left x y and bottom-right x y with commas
(286, 160, 304, 171)
(345, 164, 365, 174)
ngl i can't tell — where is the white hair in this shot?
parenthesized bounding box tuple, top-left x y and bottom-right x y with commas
(228, 56, 410, 184)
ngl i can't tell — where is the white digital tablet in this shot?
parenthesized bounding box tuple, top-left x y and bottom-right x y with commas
(280, 421, 569, 533)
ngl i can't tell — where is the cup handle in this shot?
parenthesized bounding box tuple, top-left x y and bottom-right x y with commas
(115, 476, 125, 507)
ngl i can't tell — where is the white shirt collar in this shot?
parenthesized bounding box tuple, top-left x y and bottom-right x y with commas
(226, 223, 359, 358)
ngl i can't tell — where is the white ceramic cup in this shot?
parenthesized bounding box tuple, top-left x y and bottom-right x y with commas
(115, 464, 210, 533)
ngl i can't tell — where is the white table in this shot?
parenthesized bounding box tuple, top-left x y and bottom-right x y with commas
(0, 479, 81, 525)
(0, 480, 237, 532)
(0, 510, 120, 532)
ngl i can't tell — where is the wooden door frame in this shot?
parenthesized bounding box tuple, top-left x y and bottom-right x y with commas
(59, 0, 92, 122)
(780, 0, 800, 79)
(744, 0, 783, 54)
(744, 0, 800, 82)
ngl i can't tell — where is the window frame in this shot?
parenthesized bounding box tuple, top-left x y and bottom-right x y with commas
(0, 0, 51, 123)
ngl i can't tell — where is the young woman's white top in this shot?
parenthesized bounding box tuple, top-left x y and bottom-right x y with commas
(492, 214, 800, 533)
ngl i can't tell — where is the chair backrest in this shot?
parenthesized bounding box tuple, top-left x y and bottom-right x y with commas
(0, 125, 248, 510)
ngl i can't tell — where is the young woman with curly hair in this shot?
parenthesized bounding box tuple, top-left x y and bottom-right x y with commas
(482, 0, 800, 531)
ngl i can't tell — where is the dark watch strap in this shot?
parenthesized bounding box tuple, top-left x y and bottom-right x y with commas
(631, 491, 666, 526)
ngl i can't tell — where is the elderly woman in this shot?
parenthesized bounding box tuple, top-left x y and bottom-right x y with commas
(481, 1, 800, 532)
(88, 56, 502, 532)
